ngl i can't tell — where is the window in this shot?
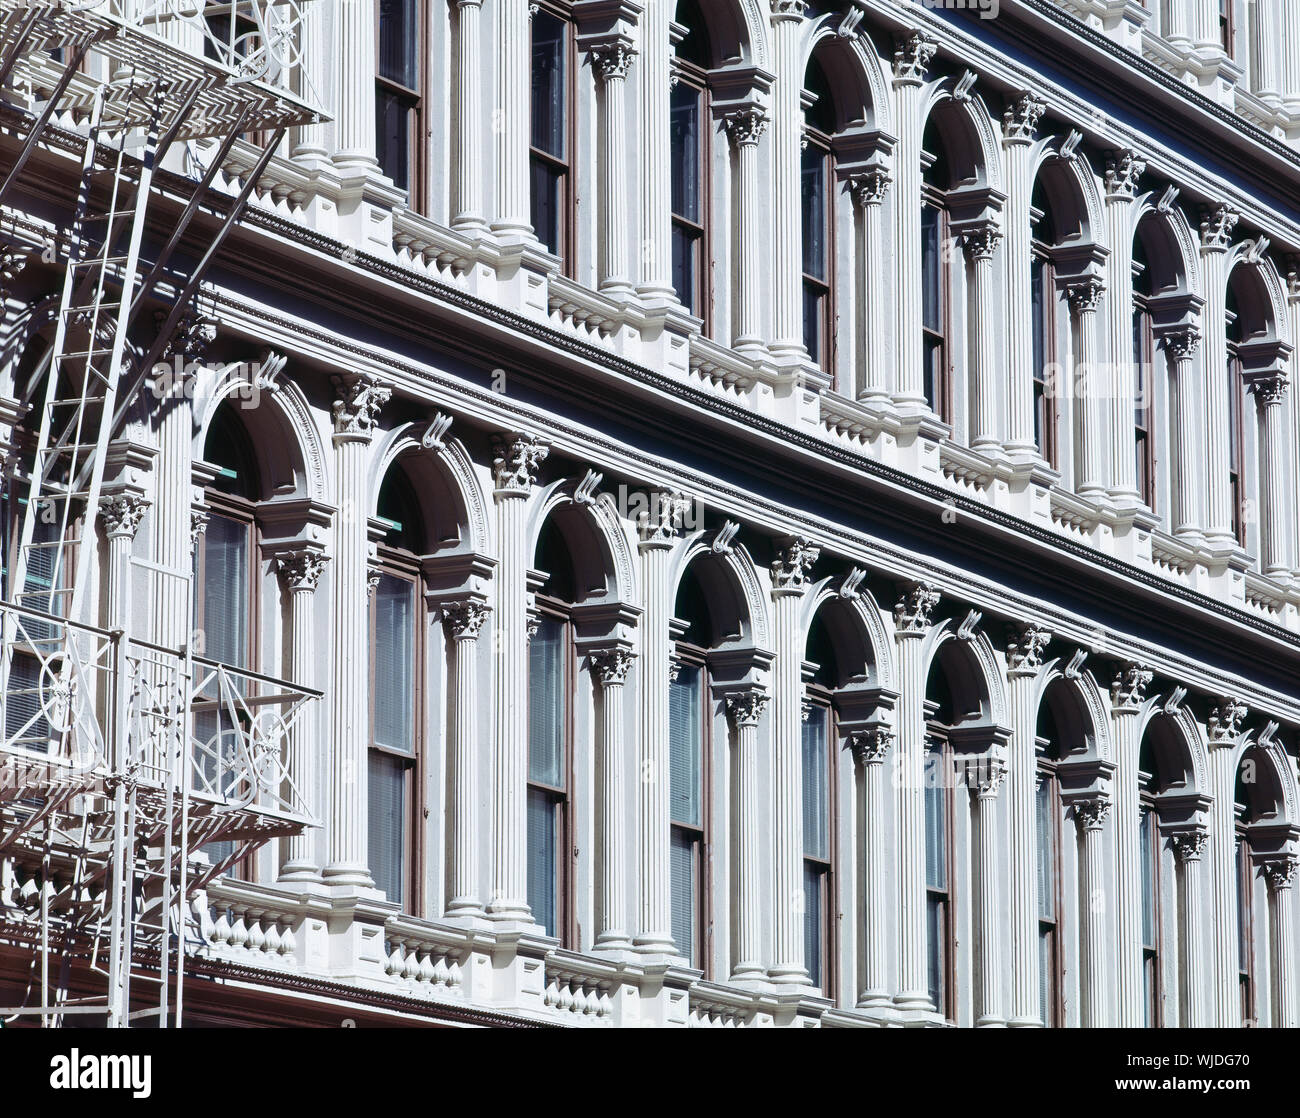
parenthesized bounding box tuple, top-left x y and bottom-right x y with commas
(376, 0, 426, 205)
(669, 654, 709, 968)
(1132, 289, 1156, 510)
(530, 3, 574, 264)
(1035, 766, 1062, 1026)
(802, 694, 834, 991)
(924, 732, 953, 1018)
(1139, 798, 1162, 1027)
(527, 609, 571, 940)
(1219, 0, 1235, 56)
(671, 5, 711, 320)
(1236, 825, 1255, 1025)
(920, 198, 950, 422)
(1030, 253, 1058, 466)
(802, 58, 836, 379)
(1227, 342, 1247, 547)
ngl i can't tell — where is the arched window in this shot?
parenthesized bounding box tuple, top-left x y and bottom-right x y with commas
(923, 696, 953, 1020)
(802, 614, 840, 993)
(920, 123, 951, 423)
(1226, 282, 1251, 550)
(670, 0, 713, 322)
(528, 517, 579, 942)
(1137, 761, 1162, 1027)
(376, 0, 427, 205)
(1029, 184, 1060, 467)
(1034, 699, 1067, 1027)
(669, 562, 715, 969)
(367, 462, 426, 909)
(531, 1, 575, 264)
(1133, 240, 1157, 511)
(1235, 804, 1256, 1025)
(801, 55, 837, 378)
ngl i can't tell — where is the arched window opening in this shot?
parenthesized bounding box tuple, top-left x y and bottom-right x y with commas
(1133, 239, 1157, 511)
(1226, 284, 1249, 549)
(366, 460, 426, 910)
(920, 117, 953, 423)
(801, 612, 840, 994)
(801, 54, 837, 378)
(531, 1, 575, 265)
(671, 0, 714, 322)
(1029, 181, 1061, 467)
(1034, 695, 1069, 1028)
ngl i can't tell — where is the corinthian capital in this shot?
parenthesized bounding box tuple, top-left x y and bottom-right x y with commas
(1110, 662, 1152, 711)
(1169, 828, 1208, 864)
(726, 689, 769, 728)
(1007, 624, 1052, 677)
(1002, 92, 1045, 145)
(99, 493, 149, 540)
(1103, 149, 1145, 200)
(590, 647, 635, 687)
(1249, 371, 1289, 408)
(771, 536, 820, 595)
(276, 549, 329, 592)
(848, 169, 890, 208)
(892, 31, 937, 85)
(724, 106, 768, 148)
(331, 373, 390, 442)
(1199, 204, 1240, 253)
(1262, 856, 1298, 892)
(638, 490, 693, 548)
(491, 432, 549, 495)
(770, 0, 805, 18)
(590, 40, 636, 82)
(1163, 325, 1201, 361)
(848, 726, 894, 765)
(894, 582, 940, 635)
(444, 600, 490, 640)
(1208, 696, 1248, 745)
(1073, 797, 1112, 832)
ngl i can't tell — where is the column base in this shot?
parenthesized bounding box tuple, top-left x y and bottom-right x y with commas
(321, 862, 375, 891)
(1006, 1014, 1044, 1028)
(277, 861, 322, 885)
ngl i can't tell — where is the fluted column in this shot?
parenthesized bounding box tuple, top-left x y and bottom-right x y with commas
(972, 758, 1007, 1027)
(591, 647, 634, 949)
(1170, 827, 1210, 1027)
(1110, 663, 1152, 1027)
(769, 537, 819, 985)
(1068, 278, 1108, 502)
(98, 494, 147, 631)
(1250, 372, 1293, 577)
(487, 433, 548, 920)
(1200, 204, 1240, 547)
(963, 225, 1003, 455)
(849, 170, 892, 404)
(276, 550, 328, 881)
(637, 0, 672, 299)
(893, 582, 941, 1012)
(891, 33, 938, 413)
(1103, 151, 1144, 505)
(591, 42, 636, 297)
(634, 493, 690, 952)
(451, 0, 487, 231)
(1006, 625, 1051, 1026)
(493, 0, 532, 235)
(292, 0, 330, 158)
(1284, 5, 1300, 107)
(1263, 856, 1298, 1028)
(728, 688, 769, 979)
(850, 726, 894, 1009)
(1001, 93, 1047, 458)
(1074, 797, 1112, 1028)
(769, 0, 805, 361)
(323, 375, 389, 887)
(444, 601, 490, 916)
(724, 107, 769, 352)
(1287, 265, 1300, 582)
(1166, 326, 1205, 541)
(1207, 696, 1248, 1026)
(333, 0, 378, 168)
(1252, 0, 1283, 100)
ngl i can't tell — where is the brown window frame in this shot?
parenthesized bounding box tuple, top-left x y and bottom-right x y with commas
(367, 546, 425, 914)
(527, 595, 577, 947)
(1219, 0, 1235, 57)
(1133, 291, 1157, 512)
(1030, 244, 1060, 469)
(920, 183, 953, 425)
(529, 0, 578, 274)
(669, 56, 713, 329)
(1227, 341, 1248, 548)
(802, 127, 836, 384)
(1236, 819, 1256, 1026)
(1139, 787, 1163, 1028)
(1035, 756, 1064, 1027)
(923, 720, 956, 1022)
(803, 685, 837, 996)
(375, 0, 429, 212)
(670, 640, 713, 976)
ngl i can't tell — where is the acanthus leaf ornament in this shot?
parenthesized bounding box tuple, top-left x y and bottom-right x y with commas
(723, 107, 768, 148)
(1169, 829, 1209, 863)
(961, 225, 1002, 262)
(1164, 325, 1202, 361)
(1261, 857, 1299, 892)
(491, 432, 549, 494)
(1249, 371, 1289, 408)
(444, 601, 490, 640)
(590, 647, 635, 687)
(1073, 797, 1113, 831)
(726, 690, 769, 727)
(1066, 277, 1105, 314)
(638, 490, 693, 546)
(848, 169, 890, 209)
(589, 41, 636, 83)
(276, 549, 329, 592)
(98, 493, 149, 540)
(848, 726, 894, 765)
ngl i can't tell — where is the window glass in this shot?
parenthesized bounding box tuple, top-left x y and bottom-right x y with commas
(373, 574, 415, 754)
(528, 616, 566, 787)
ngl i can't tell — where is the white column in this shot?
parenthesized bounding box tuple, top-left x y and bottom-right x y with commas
(724, 107, 769, 353)
(1250, 372, 1293, 577)
(1252, 0, 1283, 99)
(850, 726, 894, 1009)
(487, 433, 548, 920)
(963, 225, 1004, 455)
(1287, 267, 1300, 582)
(292, 0, 330, 159)
(591, 42, 636, 297)
(1263, 856, 1299, 1028)
(98, 494, 147, 631)
(637, 0, 672, 300)
(1006, 625, 1051, 1026)
(333, 0, 378, 168)
(768, 0, 805, 362)
(893, 582, 941, 1013)
(634, 493, 690, 953)
(451, 0, 487, 231)
(727, 687, 769, 980)
(1068, 278, 1108, 502)
(1001, 93, 1047, 459)
(323, 375, 389, 888)
(849, 170, 892, 404)
(1074, 797, 1112, 1028)
(972, 758, 1007, 1027)
(1103, 151, 1143, 505)
(1283, 5, 1300, 106)
(493, 0, 532, 236)
(891, 33, 938, 414)
(276, 550, 329, 882)
(1110, 662, 1152, 1027)
(1207, 696, 1248, 1026)
(443, 600, 490, 916)
(1166, 326, 1206, 541)
(1199, 204, 1240, 548)
(591, 647, 634, 949)
(1170, 827, 1210, 1027)
(769, 537, 819, 985)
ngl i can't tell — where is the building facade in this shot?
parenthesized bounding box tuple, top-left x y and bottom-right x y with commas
(3, 0, 1300, 1027)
